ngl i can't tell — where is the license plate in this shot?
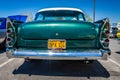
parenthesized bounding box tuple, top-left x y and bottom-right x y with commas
(48, 39, 66, 49)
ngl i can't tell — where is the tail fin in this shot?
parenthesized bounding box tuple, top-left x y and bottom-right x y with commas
(95, 18, 110, 49)
(6, 18, 17, 48)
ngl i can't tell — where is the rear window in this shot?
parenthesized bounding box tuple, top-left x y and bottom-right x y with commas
(35, 10, 85, 21)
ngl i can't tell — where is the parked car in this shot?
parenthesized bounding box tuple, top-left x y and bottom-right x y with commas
(6, 8, 111, 63)
(111, 27, 118, 38)
(117, 29, 120, 44)
(117, 29, 120, 38)
(0, 18, 6, 49)
(0, 15, 27, 50)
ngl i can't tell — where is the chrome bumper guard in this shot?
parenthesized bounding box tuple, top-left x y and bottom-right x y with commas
(6, 48, 110, 60)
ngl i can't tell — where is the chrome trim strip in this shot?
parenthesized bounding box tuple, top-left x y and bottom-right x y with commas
(6, 49, 110, 60)
(38, 7, 83, 13)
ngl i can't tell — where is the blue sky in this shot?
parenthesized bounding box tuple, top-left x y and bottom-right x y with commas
(0, 0, 120, 24)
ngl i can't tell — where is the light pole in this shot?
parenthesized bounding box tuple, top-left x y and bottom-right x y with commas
(93, 0, 96, 22)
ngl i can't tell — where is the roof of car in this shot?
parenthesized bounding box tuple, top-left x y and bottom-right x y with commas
(38, 7, 83, 13)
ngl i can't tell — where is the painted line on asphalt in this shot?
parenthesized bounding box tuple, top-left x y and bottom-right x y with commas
(0, 58, 14, 68)
(109, 58, 120, 67)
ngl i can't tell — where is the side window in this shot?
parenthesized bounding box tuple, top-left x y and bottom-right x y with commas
(35, 13, 43, 20)
(78, 14, 84, 21)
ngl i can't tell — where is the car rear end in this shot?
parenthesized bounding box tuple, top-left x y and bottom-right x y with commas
(6, 20, 110, 60)
(6, 8, 111, 61)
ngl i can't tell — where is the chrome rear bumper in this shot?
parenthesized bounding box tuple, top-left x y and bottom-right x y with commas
(6, 48, 110, 60)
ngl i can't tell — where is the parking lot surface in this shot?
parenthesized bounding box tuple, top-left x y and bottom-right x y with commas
(0, 39, 120, 80)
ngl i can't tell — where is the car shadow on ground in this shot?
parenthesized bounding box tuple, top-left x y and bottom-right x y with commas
(0, 50, 5, 54)
(13, 60, 110, 78)
(116, 51, 120, 54)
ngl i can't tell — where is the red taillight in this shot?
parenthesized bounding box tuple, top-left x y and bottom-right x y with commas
(7, 38, 11, 42)
(105, 39, 109, 42)
(7, 29, 11, 34)
(105, 30, 110, 34)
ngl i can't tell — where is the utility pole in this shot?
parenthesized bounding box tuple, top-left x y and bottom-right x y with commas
(93, 0, 96, 22)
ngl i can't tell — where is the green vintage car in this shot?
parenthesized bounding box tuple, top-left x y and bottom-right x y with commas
(6, 8, 111, 63)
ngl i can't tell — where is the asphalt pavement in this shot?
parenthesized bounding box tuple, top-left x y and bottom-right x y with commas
(0, 39, 120, 80)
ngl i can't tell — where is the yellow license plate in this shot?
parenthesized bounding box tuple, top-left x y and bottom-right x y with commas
(48, 39, 66, 49)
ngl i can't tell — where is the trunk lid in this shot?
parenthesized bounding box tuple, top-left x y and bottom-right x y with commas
(17, 20, 98, 48)
(21, 20, 96, 40)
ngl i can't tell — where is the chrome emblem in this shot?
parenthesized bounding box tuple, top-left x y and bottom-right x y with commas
(56, 33, 59, 36)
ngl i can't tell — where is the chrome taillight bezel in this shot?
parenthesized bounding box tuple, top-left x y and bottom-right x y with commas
(6, 18, 17, 48)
